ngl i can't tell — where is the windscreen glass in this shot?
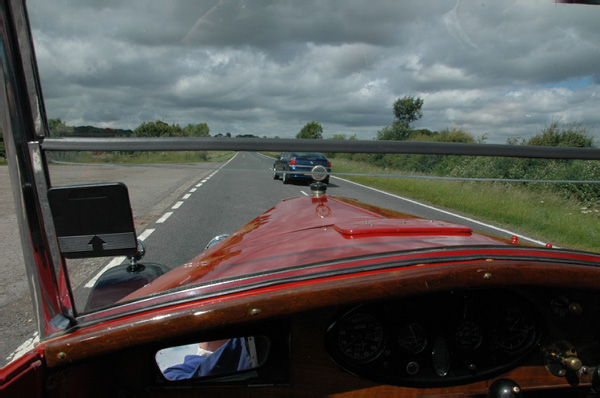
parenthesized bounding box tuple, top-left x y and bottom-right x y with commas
(19, 1, 600, 319)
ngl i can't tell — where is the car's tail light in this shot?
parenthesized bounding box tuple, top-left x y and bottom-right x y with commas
(327, 161, 331, 168)
(290, 158, 296, 165)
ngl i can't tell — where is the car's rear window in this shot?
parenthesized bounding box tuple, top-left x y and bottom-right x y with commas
(292, 153, 326, 159)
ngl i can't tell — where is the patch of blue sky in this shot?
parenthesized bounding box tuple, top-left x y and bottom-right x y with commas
(543, 76, 594, 90)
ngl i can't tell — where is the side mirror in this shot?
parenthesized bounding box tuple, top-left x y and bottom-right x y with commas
(48, 182, 138, 258)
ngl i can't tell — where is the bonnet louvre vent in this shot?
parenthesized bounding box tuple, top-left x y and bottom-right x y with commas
(334, 219, 472, 236)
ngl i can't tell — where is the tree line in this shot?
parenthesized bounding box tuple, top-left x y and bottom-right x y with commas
(45, 102, 597, 206)
(294, 96, 598, 207)
(48, 118, 271, 139)
(49, 118, 210, 138)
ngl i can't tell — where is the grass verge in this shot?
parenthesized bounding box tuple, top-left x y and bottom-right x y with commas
(332, 158, 599, 252)
(47, 151, 235, 164)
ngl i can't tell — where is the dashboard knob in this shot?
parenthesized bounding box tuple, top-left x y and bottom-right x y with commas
(561, 356, 583, 372)
(568, 302, 583, 316)
(488, 378, 522, 397)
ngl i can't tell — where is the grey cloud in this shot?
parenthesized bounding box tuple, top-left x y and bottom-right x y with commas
(27, 1, 600, 142)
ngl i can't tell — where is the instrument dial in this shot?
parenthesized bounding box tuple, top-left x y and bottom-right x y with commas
(397, 322, 427, 354)
(455, 321, 483, 351)
(492, 307, 536, 354)
(337, 313, 384, 362)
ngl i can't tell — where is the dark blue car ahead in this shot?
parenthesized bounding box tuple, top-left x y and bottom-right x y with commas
(273, 152, 331, 184)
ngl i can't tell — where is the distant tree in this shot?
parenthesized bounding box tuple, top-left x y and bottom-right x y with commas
(48, 118, 73, 136)
(48, 118, 63, 131)
(133, 120, 184, 137)
(433, 127, 475, 143)
(376, 122, 412, 141)
(183, 123, 210, 137)
(526, 121, 594, 148)
(392, 96, 424, 128)
(331, 133, 357, 140)
(296, 121, 323, 139)
(72, 125, 133, 137)
(377, 96, 425, 141)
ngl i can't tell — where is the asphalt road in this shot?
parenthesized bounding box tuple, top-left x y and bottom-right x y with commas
(0, 152, 538, 367)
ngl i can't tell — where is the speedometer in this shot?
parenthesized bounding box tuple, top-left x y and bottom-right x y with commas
(336, 312, 384, 362)
(492, 307, 536, 354)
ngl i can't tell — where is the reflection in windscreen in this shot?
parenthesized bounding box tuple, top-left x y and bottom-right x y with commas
(155, 336, 268, 381)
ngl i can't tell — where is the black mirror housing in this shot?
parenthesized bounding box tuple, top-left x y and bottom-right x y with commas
(48, 183, 137, 258)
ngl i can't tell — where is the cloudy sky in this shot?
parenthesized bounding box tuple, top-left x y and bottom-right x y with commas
(27, 0, 600, 143)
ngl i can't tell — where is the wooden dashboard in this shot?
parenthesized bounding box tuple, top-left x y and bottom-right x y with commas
(43, 260, 600, 397)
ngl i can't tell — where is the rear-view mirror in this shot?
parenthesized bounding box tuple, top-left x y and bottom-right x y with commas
(48, 182, 137, 258)
(155, 336, 270, 381)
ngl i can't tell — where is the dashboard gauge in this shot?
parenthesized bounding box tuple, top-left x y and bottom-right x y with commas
(397, 322, 427, 354)
(455, 321, 482, 351)
(336, 313, 384, 362)
(551, 295, 571, 317)
(492, 307, 536, 354)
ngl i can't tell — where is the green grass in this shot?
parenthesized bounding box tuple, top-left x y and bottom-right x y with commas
(332, 158, 599, 252)
(47, 151, 235, 164)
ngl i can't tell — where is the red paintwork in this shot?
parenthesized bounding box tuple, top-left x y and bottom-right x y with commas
(125, 195, 504, 300)
(89, 242, 600, 322)
(0, 349, 43, 397)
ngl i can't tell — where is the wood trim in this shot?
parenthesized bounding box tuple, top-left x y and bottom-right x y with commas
(44, 260, 600, 369)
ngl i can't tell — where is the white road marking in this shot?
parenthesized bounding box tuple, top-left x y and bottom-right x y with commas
(190, 188, 197, 192)
(84, 256, 126, 288)
(300, 191, 308, 196)
(182, 194, 191, 200)
(332, 176, 547, 246)
(196, 183, 203, 187)
(6, 332, 39, 364)
(138, 228, 155, 241)
(172, 201, 184, 209)
(156, 212, 173, 224)
(84, 229, 155, 288)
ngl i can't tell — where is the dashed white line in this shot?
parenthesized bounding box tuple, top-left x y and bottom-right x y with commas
(138, 228, 155, 241)
(300, 190, 308, 196)
(182, 194, 191, 200)
(6, 332, 39, 364)
(84, 256, 126, 288)
(190, 188, 197, 192)
(156, 212, 173, 223)
(84, 229, 155, 288)
(84, 154, 241, 292)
